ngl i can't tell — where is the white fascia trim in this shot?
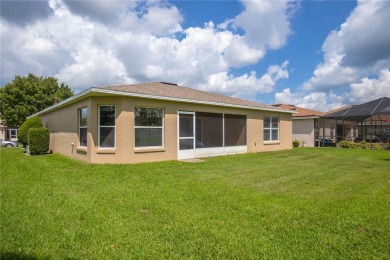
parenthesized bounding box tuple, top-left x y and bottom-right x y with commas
(29, 87, 296, 118)
(293, 116, 320, 120)
(92, 88, 296, 114)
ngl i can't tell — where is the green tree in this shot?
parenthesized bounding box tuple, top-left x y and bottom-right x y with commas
(0, 73, 74, 127)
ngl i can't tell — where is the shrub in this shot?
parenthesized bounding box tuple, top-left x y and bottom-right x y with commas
(360, 141, 369, 149)
(18, 116, 43, 147)
(28, 127, 49, 155)
(350, 142, 360, 149)
(292, 139, 300, 148)
(338, 140, 351, 148)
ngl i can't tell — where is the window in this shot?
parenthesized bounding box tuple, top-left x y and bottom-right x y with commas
(99, 105, 115, 148)
(264, 116, 279, 141)
(134, 107, 164, 148)
(79, 107, 87, 147)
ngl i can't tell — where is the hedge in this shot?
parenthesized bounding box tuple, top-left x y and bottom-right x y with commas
(337, 140, 384, 150)
(18, 116, 43, 147)
(28, 127, 49, 155)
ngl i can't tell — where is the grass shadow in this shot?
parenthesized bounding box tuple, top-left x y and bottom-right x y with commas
(0, 252, 42, 260)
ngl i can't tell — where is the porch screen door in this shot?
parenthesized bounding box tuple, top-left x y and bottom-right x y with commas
(178, 111, 195, 159)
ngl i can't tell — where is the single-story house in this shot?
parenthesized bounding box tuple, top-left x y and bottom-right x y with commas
(0, 117, 19, 141)
(31, 82, 294, 164)
(321, 97, 390, 145)
(272, 104, 324, 147)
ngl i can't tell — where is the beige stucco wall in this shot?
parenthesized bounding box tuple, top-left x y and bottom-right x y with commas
(292, 119, 315, 147)
(41, 96, 292, 164)
(41, 98, 92, 162)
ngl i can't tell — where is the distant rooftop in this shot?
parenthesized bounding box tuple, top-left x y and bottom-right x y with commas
(272, 104, 324, 118)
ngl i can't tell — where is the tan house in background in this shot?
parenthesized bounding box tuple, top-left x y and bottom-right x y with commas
(272, 104, 324, 147)
(31, 82, 294, 164)
(0, 117, 19, 141)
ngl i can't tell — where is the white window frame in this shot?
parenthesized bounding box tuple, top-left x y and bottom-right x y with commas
(98, 105, 116, 148)
(8, 129, 18, 139)
(134, 106, 164, 149)
(264, 116, 279, 142)
(79, 107, 87, 147)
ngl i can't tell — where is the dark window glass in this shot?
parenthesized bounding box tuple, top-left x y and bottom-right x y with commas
(272, 129, 278, 140)
(79, 107, 87, 146)
(195, 112, 223, 148)
(80, 128, 87, 147)
(100, 106, 115, 126)
(264, 129, 271, 141)
(264, 116, 279, 141)
(264, 117, 270, 128)
(179, 114, 193, 137)
(100, 127, 115, 147)
(135, 128, 163, 147)
(134, 107, 164, 148)
(99, 106, 115, 148)
(224, 114, 246, 146)
(135, 107, 163, 126)
(272, 117, 279, 127)
(80, 107, 87, 127)
(179, 139, 194, 150)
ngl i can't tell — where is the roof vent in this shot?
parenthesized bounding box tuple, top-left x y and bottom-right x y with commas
(160, 82, 177, 86)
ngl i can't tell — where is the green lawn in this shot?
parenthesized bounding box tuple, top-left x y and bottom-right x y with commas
(1, 148, 389, 259)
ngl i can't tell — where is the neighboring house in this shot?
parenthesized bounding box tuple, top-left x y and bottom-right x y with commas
(31, 82, 294, 164)
(321, 97, 390, 145)
(272, 104, 324, 147)
(0, 117, 19, 141)
(0, 118, 6, 140)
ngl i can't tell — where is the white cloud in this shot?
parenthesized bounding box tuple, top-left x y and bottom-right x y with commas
(201, 61, 289, 100)
(61, 0, 132, 23)
(55, 47, 135, 89)
(234, 0, 294, 50)
(223, 36, 264, 67)
(140, 5, 183, 36)
(275, 88, 345, 112)
(349, 69, 390, 103)
(303, 0, 390, 91)
(0, 0, 53, 26)
(1, 0, 294, 101)
(302, 54, 359, 91)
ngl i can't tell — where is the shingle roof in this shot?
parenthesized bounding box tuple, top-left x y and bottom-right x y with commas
(30, 82, 294, 118)
(100, 82, 289, 112)
(272, 104, 324, 118)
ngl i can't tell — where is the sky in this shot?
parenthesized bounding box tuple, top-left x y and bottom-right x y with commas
(1, 0, 389, 112)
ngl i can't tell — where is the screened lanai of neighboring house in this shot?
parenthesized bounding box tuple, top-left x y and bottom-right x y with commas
(318, 97, 390, 147)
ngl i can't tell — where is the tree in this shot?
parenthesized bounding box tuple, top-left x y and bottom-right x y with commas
(0, 73, 74, 127)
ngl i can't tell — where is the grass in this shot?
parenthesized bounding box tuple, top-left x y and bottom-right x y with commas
(1, 148, 389, 259)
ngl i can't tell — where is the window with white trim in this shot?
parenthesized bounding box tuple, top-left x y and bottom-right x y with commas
(264, 116, 279, 141)
(99, 105, 115, 148)
(134, 107, 164, 148)
(79, 107, 87, 147)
